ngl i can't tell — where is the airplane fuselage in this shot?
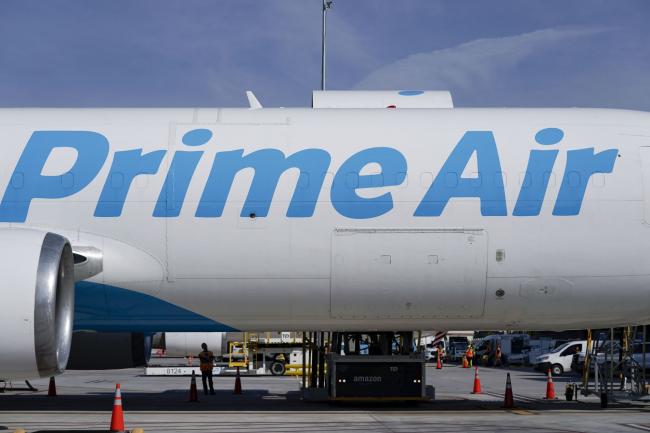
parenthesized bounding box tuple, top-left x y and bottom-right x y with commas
(1, 107, 649, 331)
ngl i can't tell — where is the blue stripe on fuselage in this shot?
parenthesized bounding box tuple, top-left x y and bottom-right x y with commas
(74, 281, 237, 333)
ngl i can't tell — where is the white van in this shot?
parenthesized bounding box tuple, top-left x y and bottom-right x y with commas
(475, 334, 530, 365)
(534, 340, 586, 376)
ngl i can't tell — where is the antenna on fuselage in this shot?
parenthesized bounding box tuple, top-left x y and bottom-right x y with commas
(321, 0, 333, 91)
(246, 90, 263, 109)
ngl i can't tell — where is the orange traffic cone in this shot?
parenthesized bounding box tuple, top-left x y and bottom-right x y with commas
(188, 370, 199, 402)
(233, 366, 242, 394)
(436, 351, 442, 369)
(462, 356, 469, 368)
(503, 373, 514, 408)
(544, 369, 557, 400)
(109, 383, 125, 432)
(471, 367, 482, 394)
(47, 377, 56, 397)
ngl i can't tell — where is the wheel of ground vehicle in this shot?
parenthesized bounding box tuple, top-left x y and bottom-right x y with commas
(551, 363, 564, 376)
(270, 361, 286, 376)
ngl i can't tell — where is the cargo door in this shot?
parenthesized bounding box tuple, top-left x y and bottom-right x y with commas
(331, 228, 487, 319)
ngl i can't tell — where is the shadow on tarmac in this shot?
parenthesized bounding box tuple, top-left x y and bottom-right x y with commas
(0, 389, 643, 413)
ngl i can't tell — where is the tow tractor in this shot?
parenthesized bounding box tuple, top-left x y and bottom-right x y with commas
(302, 331, 433, 402)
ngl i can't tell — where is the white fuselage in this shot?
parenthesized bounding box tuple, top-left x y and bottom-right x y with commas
(1, 107, 649, 331)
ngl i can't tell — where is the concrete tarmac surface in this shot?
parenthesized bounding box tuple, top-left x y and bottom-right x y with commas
(1, 363, 649, 432)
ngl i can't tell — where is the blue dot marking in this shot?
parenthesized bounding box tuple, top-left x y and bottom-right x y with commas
(535, 128, 564, 145)
(182, 129, 213, 146)
(398, 90, 424, 96)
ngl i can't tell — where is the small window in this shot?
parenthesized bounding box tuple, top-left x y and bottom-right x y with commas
(369, 173, 384, 187)
(62, 173, 75, 189)
(567, 170, 581, 188)
(420, 172, 434, 188)
(346, 172, 358, 189)
(560, 344, 581, 356)
(495, 171, 506, 188)
(591, 173, 606, 188)
(444, 172, 458, 187)
(10, 172, 24, 189)
(397, 172, 408, 189)
(110, 172, 124, 188)
(135, 175, 149, 189)
(470, 171, 482, 187)
(544, 171, 556, 187)
(297, 173, 310, 190)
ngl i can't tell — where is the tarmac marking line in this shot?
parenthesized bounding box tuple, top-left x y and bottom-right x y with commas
(509, 408, 538, 415)
(625, 424, 650, 432)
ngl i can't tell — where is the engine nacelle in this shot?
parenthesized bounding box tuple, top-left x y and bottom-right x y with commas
(0, 229, 74, 379)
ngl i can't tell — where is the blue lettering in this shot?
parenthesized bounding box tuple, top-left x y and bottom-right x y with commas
(95, 149, 166, 217)
(331, 147, 407, 219)
(0, 131, 109, 222)
(415, 131, 506, 216)
(553, 148, 618, 216)
(153, 129, 211, 217)
(0, 127, 619, 221)
(196, 148, 330, 218)
(513, 128, 562, 216)
(153, 152, 202, 217)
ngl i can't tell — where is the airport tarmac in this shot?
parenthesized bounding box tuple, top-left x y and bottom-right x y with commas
(1, 363, 649, 432)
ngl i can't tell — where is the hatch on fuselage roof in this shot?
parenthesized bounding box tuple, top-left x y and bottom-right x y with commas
(312, 90, 453, 109)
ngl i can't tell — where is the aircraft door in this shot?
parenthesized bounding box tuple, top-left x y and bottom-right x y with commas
(330, 228, 488, 319)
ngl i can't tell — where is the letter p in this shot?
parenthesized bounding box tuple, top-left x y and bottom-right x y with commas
(0, 131, 109, 222)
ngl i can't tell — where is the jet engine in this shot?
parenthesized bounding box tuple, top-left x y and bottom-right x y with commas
(0, 228, 74, 380)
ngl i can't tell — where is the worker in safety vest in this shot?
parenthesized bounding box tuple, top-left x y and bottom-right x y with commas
(465, 345, 474, 367)
(198, 343, 216, 395)
(495, 344, 503, 367)
(484, 342, 492, 366)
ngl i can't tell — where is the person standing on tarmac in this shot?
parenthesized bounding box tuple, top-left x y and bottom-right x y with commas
(484, 342, 492, 366)
(198, 343, 216, 395)
(465, 345, 474, 368)
(437, 343, 444, 365)
(495, 344, 503, 367)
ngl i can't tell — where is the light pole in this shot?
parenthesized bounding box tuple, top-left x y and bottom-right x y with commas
(321, 0, 333, 91)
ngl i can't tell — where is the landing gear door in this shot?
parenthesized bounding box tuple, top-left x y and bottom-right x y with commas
(330, 228, 487, 319)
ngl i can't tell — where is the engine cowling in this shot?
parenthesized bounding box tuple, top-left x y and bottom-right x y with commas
(0, 228, 74, 380)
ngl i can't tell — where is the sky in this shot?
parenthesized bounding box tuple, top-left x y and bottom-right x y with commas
(0, 0, 649, 109)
